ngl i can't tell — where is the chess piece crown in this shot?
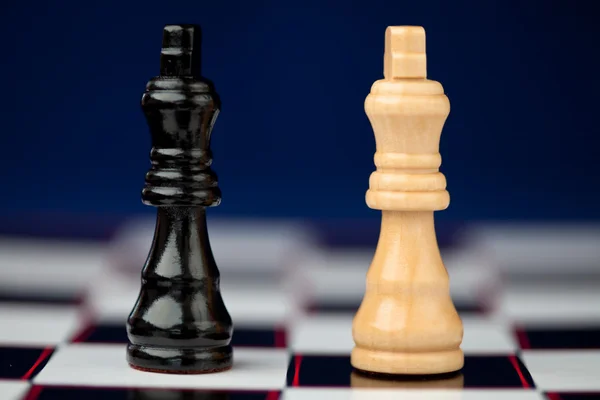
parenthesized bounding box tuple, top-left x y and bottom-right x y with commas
(142, 24, 221, 208)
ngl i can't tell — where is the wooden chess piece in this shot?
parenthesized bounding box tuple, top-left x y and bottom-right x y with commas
(126, 24, 233, 374)
(351, 26, 464, 375)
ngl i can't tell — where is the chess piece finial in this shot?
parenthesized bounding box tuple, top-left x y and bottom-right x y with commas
(351, 26, 463, 375)
(126, 24, 233, 374)
(160, 24, 202, 77)
(384, 26, 427, 79)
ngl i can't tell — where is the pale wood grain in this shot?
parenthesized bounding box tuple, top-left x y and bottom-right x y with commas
(351, 26, 464, 375)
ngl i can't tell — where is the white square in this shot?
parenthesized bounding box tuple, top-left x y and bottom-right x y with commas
(299, 250, 370, 305)
(290, 314, 354, 355)
(281, 388, 545, 400)
(460, 315, 518, 354)
(521, 350, 600, 391)
(289, 314, 517, 356)
(494, 284, 600, 325)
(0, 380, 31, 400)
(467, 223, 600, 274)
(223, 285, 293, 326)
(0, 304, 82, 346)
(34, 343, 290, 390)
(0, 239, 104, 294)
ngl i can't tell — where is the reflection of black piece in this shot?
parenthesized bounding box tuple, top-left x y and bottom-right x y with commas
(126, 24, 233, 374)
(128, 389, 230, 400)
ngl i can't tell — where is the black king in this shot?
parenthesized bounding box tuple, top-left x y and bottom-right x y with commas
(126, 24, 233, 374)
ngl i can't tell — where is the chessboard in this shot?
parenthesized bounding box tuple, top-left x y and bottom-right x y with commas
(0, 217, 599, 399)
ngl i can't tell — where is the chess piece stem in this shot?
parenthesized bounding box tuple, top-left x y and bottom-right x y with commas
(126, 24, 232, 374)
(351, 26, 463, 375)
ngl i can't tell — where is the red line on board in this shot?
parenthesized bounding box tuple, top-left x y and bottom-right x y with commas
(71, 324, 95, 343)
(508, 355, 530, 389)
(22, 385, 43, 400)
(292, 355, 303, 387)
(21, 348, 53, 380)
(516, 328, 531, 349)
(265, 391, 280, 400)
(546, 394, 563, 400)
(274, 328, 287, 348)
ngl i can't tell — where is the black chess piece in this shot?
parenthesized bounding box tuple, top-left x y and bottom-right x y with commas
(126, 24, 233, 374)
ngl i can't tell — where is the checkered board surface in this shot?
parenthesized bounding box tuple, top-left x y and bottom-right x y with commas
(0, 218, 599, 399)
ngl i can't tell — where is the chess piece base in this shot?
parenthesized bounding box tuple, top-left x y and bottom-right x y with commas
(127, 344, 233, 374)
(351, 346, 463, 375)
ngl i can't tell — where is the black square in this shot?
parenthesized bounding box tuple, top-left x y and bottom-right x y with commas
(30, 386, 280, 400)
(232, 327, 286, 348)
(461, 355, 534, 388)
(518, 326, 600, 349)
(545, 394, 600, 400)
(72, 323, 127, 344)
(73, 322, 286, 348)
(0, 346, 54, 379)
(287, 355, 353, 387)
(286, 354, 534, 388)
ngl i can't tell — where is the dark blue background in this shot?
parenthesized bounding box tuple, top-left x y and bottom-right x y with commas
(1, 0, 599, 223)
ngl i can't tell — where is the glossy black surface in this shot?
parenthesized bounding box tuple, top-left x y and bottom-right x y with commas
(77, 322, 285, 348)
(126, 24, 232, 374)
(520, 326, 600, 349)
(286, 355, 535, 388)
(0, 346, 53, 379)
